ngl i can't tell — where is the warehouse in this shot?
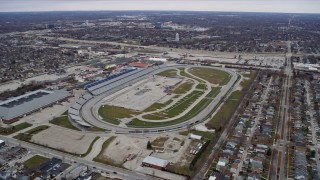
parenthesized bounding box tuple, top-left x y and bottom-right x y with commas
(0, 89, 71, 123)
(142, 156, 169, 170)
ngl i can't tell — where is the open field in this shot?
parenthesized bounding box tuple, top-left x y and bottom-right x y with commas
(23, 155, 49, 169)
(95, 136, 151, 167)
(102, 76, 181, 111)
(0, 122, 32, 135)
(93, 136, 117, 165)
(98, 105, 138, 125)
(143, 99, 173, 112)
(143, 90, 204, 120)
(188, 67, 230, 85)
(196, 83, 207, 90)
(30, 127, 98, 155)
(50, 115, 80, 131)
(156, 69, 177, 77)
(173, 81, 194, 94)
(151, 137, 170, 147)
(128, 88, 220, 127)
(205, 71, 255, 130)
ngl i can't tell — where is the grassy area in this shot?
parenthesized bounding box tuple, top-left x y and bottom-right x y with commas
(189, 67, 230, 85)
(50, 116, 80, 131)
(23, 155, 49, 169)
(205, 71, 255, 130)
(241, 71, 256, 88)
(82, 136, 100, 157)
(14, 125, 50, 142)
(0, 122, 32, 135)
(173, 81, 194, 94)
(179, 130, 215, 140)
(156, 69, 177, 77)
(205, 96, 239, 130)
(143, 91, 204, 120)
(87, 126, 106, 132)
(129, 88, 221, 127)
(143, 99, 173, 112)
(151, 137, 169, 147)
(98, 105, 140, 125)
(178, 68, 192, 78)
(196, 83, 207, 90)
(229, 90, 242, 100)
(93, 136, 119, 166)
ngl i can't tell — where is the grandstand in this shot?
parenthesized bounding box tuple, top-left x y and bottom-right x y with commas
(68, 66, 165, 128)
(68, 93, 93, 128)
(85, 68, 137, 90)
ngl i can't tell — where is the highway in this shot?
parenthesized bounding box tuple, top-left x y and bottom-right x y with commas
(80, 64, 238, 134)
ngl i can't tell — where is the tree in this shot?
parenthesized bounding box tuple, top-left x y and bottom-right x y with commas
(267, 148, 272, 156)
(147, 141, 152, 150)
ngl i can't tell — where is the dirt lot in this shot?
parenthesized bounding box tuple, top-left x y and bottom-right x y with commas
(31, 127, 97, 154)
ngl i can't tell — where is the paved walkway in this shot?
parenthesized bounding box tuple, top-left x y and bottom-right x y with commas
(83, 136, 107, 161)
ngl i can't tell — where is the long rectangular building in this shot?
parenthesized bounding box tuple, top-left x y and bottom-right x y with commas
(0, 89, 71, 123)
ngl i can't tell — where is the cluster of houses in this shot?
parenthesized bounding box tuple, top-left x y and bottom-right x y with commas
(209, 72, 281, 180)
(290, 73, 320, 180)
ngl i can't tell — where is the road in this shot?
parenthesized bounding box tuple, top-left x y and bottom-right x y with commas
(0, 135, 160, 180)
(80, 64, 238, 134)
(271, 41, 292, 179)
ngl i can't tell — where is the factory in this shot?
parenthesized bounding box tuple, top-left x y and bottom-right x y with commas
(0, 89, 71, 123)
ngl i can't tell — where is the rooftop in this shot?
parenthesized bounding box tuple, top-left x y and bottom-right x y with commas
(0, 89, 71, 121)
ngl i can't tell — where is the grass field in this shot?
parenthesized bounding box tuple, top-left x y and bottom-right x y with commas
(173, 81, 194, 94)
(98, 105, 140, 125)
(129, 88, 221, 127)
(93, 136, 118, 166)
(50, 116, 80, 131)
(82, 136, 100, 157)
(196, 83, 207, 90)
(143, 91, 204, 120)
(151, 137, 169, 147)
(188, 67, 230, 85)
(156, 69, 177, 77)
(14, 125, 50, 142)
(143, 99, 173, 112)
(23, 155, 49, 169)
(205, 71, 256, 130)
(0, 122, 32, 135)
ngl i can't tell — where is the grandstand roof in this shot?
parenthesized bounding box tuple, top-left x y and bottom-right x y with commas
(0, 89, 71, 121)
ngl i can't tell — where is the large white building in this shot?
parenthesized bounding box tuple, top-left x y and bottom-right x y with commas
(175, 33, 180, 41)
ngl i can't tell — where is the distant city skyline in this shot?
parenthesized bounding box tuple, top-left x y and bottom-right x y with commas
(1, 0, 320, 14)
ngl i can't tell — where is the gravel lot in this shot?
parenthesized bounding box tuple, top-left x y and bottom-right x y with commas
(31, 127, 97, 154)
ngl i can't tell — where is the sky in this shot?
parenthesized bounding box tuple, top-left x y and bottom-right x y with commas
(1, 0, 320, 14)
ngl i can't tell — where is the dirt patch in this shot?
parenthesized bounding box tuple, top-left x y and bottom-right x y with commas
(31, 127, 96, 154)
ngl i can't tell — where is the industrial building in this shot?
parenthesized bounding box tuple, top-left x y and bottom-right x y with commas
(0, 89, 71, 123)
(142, 156, 169, 170)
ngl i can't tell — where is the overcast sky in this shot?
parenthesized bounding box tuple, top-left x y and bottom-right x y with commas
(1, 0, 320, 13)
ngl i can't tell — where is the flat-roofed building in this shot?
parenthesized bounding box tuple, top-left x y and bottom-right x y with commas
(142, 156, 168, 170)
(0, 89, 71, 123)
